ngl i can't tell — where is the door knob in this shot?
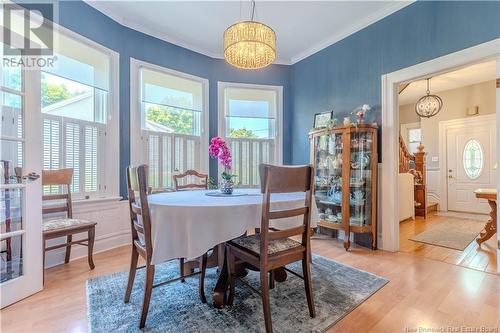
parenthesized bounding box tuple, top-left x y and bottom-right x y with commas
(448, 175, 453, 179)
(448, 169, 453, 172)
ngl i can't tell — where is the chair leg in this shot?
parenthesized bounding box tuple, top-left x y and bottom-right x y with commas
(302, 254, 316, 318)
(269, 269, 275, 290)
(227, 249, 236, 306)
(260, 269, 273, 333)
(64, 235, 72, 264)
(179, 258, 185, 282)
(42, 237, 46, 285)
(199, 253, 207, 303)
(87, 227, 95, 269)
(124, 246, 139, 303)
(139, 264, 155, 329)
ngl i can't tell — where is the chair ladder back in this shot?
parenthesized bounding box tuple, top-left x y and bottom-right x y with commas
(41, 169, 74, 218)
(259, 164, 314, 262)
(173, 169, 208, 191)
(126, 165, 153, 260)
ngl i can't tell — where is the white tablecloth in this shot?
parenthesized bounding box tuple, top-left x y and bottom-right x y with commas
(147, 188, 318, 264)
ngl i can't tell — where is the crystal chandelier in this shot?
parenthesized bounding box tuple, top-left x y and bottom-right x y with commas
(223, 0, 276, 69)
(415, 78, 443, 118)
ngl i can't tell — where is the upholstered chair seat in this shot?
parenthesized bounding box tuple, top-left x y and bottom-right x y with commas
(229, 234, 303, 256)
(43, 218, 96, 233)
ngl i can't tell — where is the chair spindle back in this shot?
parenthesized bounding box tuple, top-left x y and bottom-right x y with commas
(41, 168, 74, 218)
(126, 165, 154, 261)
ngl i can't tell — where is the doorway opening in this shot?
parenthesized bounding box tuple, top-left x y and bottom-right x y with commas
(380, 38, 500, 274)
(397, 61, 497, 273)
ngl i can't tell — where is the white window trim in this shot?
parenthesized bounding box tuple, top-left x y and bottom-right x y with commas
(129, 58, 210, 174)
(43, 24, 120, 200)
(217, 81, 284, 166)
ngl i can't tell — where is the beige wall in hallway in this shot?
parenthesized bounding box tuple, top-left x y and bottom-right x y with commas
(399, 79, 496, 169)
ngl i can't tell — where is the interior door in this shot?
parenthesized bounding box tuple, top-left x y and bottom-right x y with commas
(0, 48, 43, 308)
(447, 118, 496, 214)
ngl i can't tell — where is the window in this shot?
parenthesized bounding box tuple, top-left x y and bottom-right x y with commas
(218, 83, 282, 187)
(40, 30, 117, 198)
(407, 128, 421, 154)
(131, 60, 208, 189)
(463, 139, 483, 179)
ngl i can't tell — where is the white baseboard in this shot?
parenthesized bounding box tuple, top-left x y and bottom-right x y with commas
(44, 200, 131, 268)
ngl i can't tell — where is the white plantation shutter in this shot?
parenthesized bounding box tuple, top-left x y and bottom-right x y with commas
(148, 134, 160, 188)
(84, 125, 98, 193)
(42, 114, 105, 197)
(65, 123, 80, 193)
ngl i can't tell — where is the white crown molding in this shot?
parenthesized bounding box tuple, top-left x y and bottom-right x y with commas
(290, 1, 415, 64)
(84, 0, 414, 66)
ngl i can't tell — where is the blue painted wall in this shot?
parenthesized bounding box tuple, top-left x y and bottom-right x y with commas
(45, 1, 291, 196)
(290, 1, 500, 164)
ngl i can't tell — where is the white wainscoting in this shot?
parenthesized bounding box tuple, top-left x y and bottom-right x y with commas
(426, 168, 441, 205)
(44, 199, 131, 268)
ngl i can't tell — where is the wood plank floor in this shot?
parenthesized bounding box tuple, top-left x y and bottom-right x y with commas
(400, 213, 498, 274)
(1, 236, 499, 333)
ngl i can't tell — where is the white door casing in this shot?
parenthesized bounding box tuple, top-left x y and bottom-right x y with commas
(441, 115, 496, 214)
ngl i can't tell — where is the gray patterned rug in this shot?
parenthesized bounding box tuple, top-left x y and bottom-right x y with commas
(87, 254, 388, 333)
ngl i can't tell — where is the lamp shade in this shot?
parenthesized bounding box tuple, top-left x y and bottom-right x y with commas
(223, 21, 276, 69)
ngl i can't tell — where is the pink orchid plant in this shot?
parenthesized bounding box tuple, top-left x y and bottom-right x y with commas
(209, 137, 235, 181)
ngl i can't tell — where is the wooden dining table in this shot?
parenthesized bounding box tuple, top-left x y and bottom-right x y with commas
(147, 188, 319, 308)
(474, 188, 497, 246)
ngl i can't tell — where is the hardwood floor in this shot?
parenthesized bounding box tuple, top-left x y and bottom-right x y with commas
(400, 213, 498, 274)
(1, 235, 499, 333)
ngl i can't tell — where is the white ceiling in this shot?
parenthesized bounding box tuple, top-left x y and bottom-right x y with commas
(399, 61, 497, 105)
(85, 1, 413, 64)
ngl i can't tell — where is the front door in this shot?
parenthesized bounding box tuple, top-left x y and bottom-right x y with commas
(0, 44, 43, 307)
(446, 115, 497, 214)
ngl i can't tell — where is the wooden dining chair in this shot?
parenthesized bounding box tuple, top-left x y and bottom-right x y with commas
(173, 169, 208, 191)
(173, 169, 209, 279)
(42, 169, 96, 282)
(124, 165, 208, 329)
(226, 164, 315, 333)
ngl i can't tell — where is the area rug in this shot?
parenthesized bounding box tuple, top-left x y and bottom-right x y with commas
(87, 254, 388, 333)
(409, 219, 485, 250)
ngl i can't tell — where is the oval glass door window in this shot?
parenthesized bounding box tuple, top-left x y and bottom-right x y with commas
(462, 139, 483, 179)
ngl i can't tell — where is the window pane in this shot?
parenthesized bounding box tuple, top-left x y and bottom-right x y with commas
(1, 93, 23, 140)
(144, 103, 200, 136)
(463, 139, 483, 179)
(1, 66, 22, 92)
(41, 72, 108, 124)
(227, 117, 275, 139)
(408, 128, 421, 143)
(141, 68, 203, 112)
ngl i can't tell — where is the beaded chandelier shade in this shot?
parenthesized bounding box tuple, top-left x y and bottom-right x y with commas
(223, 1, 276, 69)
(415, 78, 443, 118)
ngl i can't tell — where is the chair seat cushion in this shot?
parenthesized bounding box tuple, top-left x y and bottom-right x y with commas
(229, 234, 303, 255)
(43, 218, 96, 232)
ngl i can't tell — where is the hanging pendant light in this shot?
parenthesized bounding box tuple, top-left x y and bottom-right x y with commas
(415, 78, 443, 118)
(223, 0, 276, 69)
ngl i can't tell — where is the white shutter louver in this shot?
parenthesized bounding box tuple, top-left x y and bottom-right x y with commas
(65, 123, 80, 193)
(84, 125, 98, 192)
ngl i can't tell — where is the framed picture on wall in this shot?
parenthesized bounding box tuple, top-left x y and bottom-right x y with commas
(313, 111, 333, 129)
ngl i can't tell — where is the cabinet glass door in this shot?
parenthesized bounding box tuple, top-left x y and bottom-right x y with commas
(314, 132, 343, 225)
(349, 130, 373, 226)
